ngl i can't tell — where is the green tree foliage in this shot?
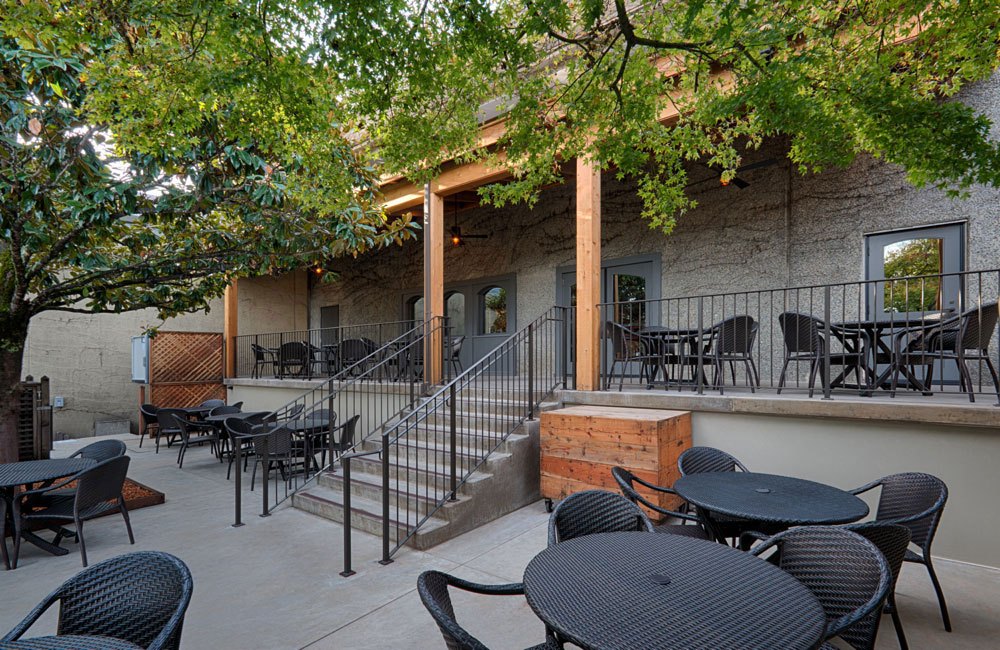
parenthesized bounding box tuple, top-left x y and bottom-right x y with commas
(351, 1, 1000, 232)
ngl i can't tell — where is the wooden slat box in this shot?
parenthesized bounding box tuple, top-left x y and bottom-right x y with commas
(540, 405, 692, 518)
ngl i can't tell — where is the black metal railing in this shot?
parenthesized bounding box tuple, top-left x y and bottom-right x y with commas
(231, 317, 452, 525)
(233, 320, 415, 379)
(598, 268, 1000, 404)
(339, 306, 572, 574)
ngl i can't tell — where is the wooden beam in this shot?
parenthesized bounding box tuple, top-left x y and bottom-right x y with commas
(423, 185, 445, 385)
(575, 156, 601, 390)
(223, 281, 238, 378)
(382, 155, 510, 214)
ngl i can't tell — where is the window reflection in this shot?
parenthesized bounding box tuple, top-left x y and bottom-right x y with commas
(482, 287, 507, 334)
(882, 238, 943, 312)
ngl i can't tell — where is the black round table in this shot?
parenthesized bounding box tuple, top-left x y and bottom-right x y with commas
(0, 635, 143, 649)
(523, 532, 826, 650)
(673, 472, 869, 527)
(203, 411, 269, 424)
(0, 459, 95, 491)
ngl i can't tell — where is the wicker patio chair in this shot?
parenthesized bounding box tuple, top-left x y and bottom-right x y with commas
(278, 341, 310, 378)
(418, 570, 562, 650)
(845, 523, 913, 650)
(224, 417, 262, 480)
(890, 302, 1000, 403)
(448, 335, 466, 376)
(610, 467, 708, 539)
(2, 551, 193, 650)
(677, 446, 749, 475)
(340, 338, 373, 376)
(70, 439, 127, 462)
(704, 315, 760, 393)
(138, 403, 159, 448)
(209, 405, 242, 462)
(289, 408, 337, 469)
(604, 321, 660, 390)
(547, 490, 654, 546)
(172, 413, 217, 469)
(154, 408, 186, 453)
(750, 526, 891, 649)
(777, 312, 871, 397)
(251, 342, 278, 378)
(328, 414, 360, 465)
(12, 456, 134, 568)
(249, 425, 308, 491)
(850, 472, 951, 632)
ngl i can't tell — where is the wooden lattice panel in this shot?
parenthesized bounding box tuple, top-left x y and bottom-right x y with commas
(150, 383, 227, 409)
(150, 332, 223, 383)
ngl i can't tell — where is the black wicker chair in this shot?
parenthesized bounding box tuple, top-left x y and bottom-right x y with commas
(610, 467, 708, 539)
(704, 315, 760, 393)
(890, 302, 1000, 402)
(170, 413, 217, 469)
(845, 523, 913, 650)
(2, 551, 193, 650)
(777, 312, 871, 397)
(70, 439, 127, 462)
(251, 342, 277, 378)
(224, 416, 268, 480)
(448, 336, 466, 376)
(604, 321, 659, 390)
(138, 403, 159, 448)
(208, 405, 242, 462)
(12, 456, 134, 568)
(850, 472, 951, 632)
(199, 399, 225, 409)
(277, 342, 310, 378)
(340, 338, 374, 376)
(154, 408, 186, 453)
(417, 570, 561, 650)
(677, 446, 749, 475)
(329, 414, 360, 465)
(750, 526, 891, 650)
(548, 490, 654, 546)
(250, 425, 308, 491)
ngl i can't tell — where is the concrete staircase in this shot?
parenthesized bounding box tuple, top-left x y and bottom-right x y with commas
(291, 390, 558, 550)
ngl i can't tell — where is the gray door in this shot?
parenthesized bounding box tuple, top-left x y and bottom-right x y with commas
(319, 305, 340, 346)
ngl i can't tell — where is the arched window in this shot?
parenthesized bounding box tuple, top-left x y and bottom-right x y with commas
(481, 286, 507, 334)
(446, 291, 466, 336)
(407, 295, 424, 325)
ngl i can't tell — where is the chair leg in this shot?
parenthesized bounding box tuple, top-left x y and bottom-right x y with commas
(251, 460, 258, 491)
(743, 360, 756, 393)
(120, 498, 135, 544)
(957, 359, 975, 403)
(985, 356, 1000, 402)
(925, 558, 952, 632)
(77, 519, 87, 567)
(777, 358, 790, 394)
(888, 594, 909, 650)
(807, 359, 820, 398)
(177, 442, 186, 468)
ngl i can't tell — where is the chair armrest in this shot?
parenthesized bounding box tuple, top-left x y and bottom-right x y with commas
(625, 477, 702, 523)
(0, 587, 61, 642)
(740, 530, 771, 552)
(747, 531, 781, 557)
(17, 473, 81, 500)
(848, 478, 883, 496)
(448, 576, 525, 597)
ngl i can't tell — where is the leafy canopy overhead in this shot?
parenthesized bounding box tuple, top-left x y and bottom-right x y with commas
(348, 0, 1000, 232)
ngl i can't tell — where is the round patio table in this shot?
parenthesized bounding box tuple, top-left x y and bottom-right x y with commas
(523, 532, 826, 650)
(203, 411, 269, 424)
(673, 472, 868, 529)
(0, 635, 143, 649)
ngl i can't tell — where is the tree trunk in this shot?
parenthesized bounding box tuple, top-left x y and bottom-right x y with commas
(0, 338, 26, 464)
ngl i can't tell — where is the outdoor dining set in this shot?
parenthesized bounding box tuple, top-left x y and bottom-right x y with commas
(605, 300, 1000, 402)
(420, 446, 951, 650)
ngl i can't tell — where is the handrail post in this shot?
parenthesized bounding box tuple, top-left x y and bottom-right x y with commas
(260, 433, 270, 517)
(696, 297, 705, 395)
(823, 286, 833, 400)
(233, 433, 244, 527)
(527, 322, 535, 419)
(560, 307, 568, 388)
(340, 455, 356, 577)
(449, 383, 458, 501)
(379, 433, 393, 565)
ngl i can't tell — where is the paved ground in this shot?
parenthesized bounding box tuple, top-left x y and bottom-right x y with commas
(2, 434, 998, 649)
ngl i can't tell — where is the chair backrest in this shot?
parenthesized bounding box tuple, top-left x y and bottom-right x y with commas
(340, 338, 369, 364)
(139, 404, 159, 427)
(417, 571, 489, 650)
(53, 551, 193, 650)
(71, 439, 127, 462)
(225, 417, 258, 437)
(604, 321, 637, 360)
(279, 342, 308, 363)
(752, 527, 891, 649)
(199, 399, 225, 409)
(778, 312, 824, 354)
(677, 446, 749, 476)
(870, 472, 947, 551)
(841, 523, 911, 649)
(712, 315, 758, 355)
(231, 401, 244, 410)
(156, 408, 186, 432)
(251, 343, 270, 360)
(210, 405, 241, 417)
(958, 302, 999, 350)
(449, 336, 466, 359)
(75, 456, 131, 515)
(253, 425, 292, 456)
(339, 414, 361, 449)
(548, 490, 653, 546)
(283, 403, 305, 420)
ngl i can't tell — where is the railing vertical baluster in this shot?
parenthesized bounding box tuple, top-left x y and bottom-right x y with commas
(380, 431, 392, 565)
(823, 286, 833, 400)
(233, 433, 243, 527)
(561, 308, 568, 388)
(260, 434, 270, 517)
(340, 455, 355, 577)
(528, 322, 535, 419)
(696, 297, 704, 395)
(449, 383, 458, 501)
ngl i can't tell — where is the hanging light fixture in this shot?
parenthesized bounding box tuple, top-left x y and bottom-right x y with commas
(450, 200, 487, 246)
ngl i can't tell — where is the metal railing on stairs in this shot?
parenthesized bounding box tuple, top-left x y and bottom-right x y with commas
(339, 305, 573, 575)
(231, 317, 451, 525)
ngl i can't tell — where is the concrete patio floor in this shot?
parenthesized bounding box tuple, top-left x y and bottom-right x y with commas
(2, 434, 998, 649)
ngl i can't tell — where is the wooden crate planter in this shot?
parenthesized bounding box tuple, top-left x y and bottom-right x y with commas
(540, 406, 692, 518)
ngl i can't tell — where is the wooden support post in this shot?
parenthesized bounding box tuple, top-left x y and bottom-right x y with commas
(423, 184, 444, 385)
(575, 156, 601, 390)
(223, 281, 238, 378)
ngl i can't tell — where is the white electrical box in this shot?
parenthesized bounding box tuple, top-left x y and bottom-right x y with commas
(131, 335, 149, 384)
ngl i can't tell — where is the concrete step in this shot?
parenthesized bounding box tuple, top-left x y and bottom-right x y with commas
(349, 452, 498, 487)
(422, 410, 527, 433)
(316, 469, 479, 520)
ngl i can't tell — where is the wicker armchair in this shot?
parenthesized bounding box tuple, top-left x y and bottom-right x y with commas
(171, 413, 217, 469)
(249, 425, 308, 491)
(70, 439, 127, 462)
(417, 570, 561, 650)
(604, 321, 659, 390)
(777, 312, 871, 397)
(548, 490, 654, 546)
(610, 467, 708, 539)
(2, 551, 193, 650)
(329, 414, 361, 465)
(750, 526, 891, 649)
(154, 408, 186, 453)
(704, 315, 760, 393)
(138, 403, 159, 448)
(12, 456, 134, 568)
(850, 472, 951, 632)
(845, 523, 913, 650)
(251, 342, 277, 378)
(448, 336, 466, 376)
